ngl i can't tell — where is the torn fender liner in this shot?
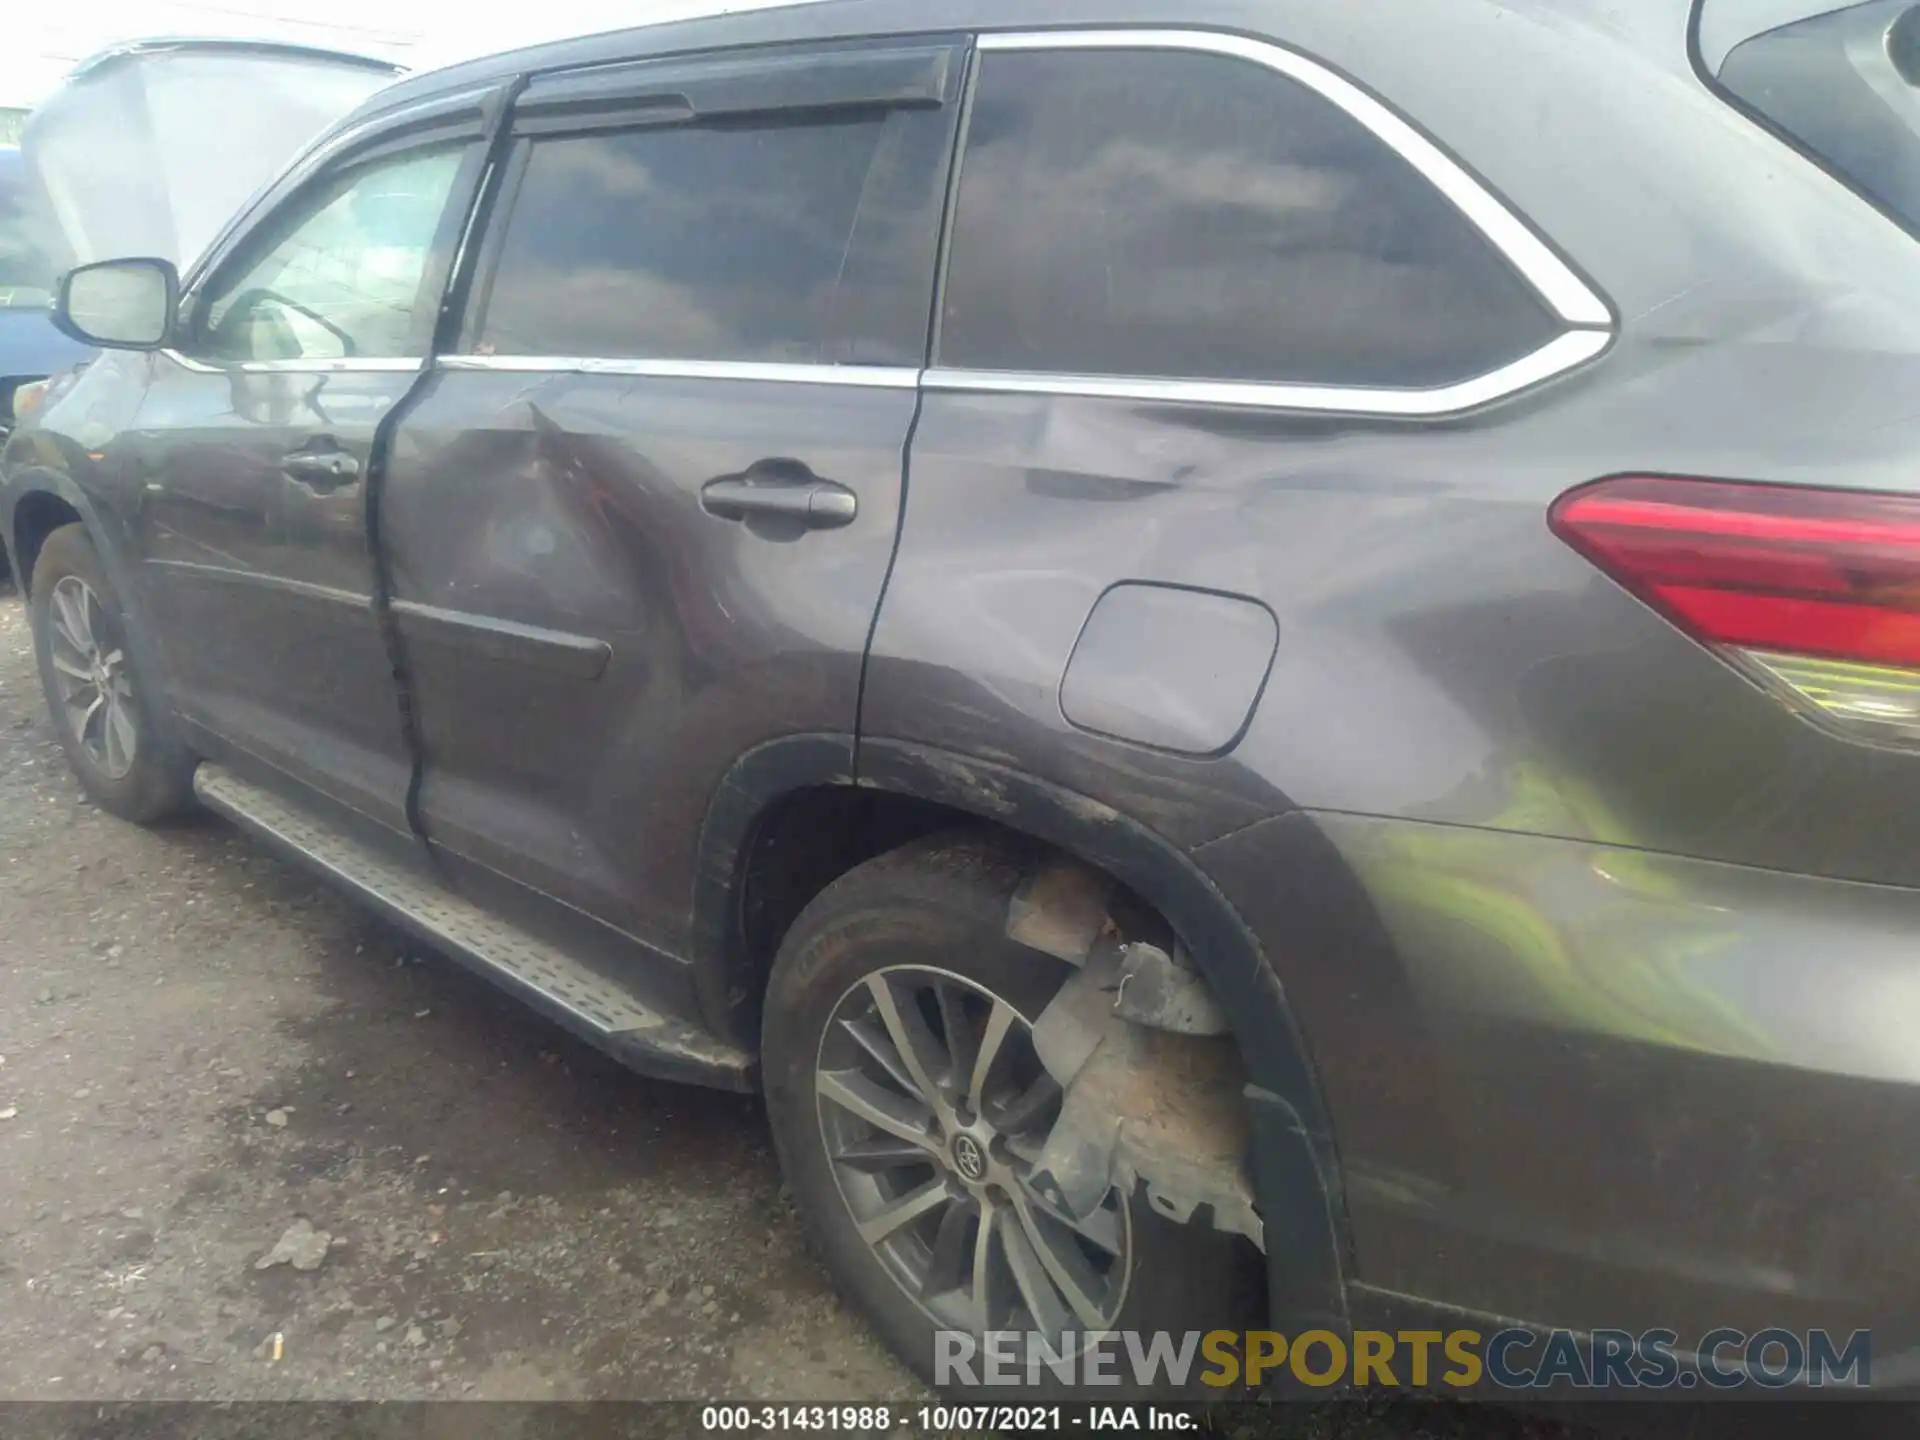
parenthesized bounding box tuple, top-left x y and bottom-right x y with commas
(1031, 942, 1125, 1087)
(1006, 858, 1226, 1033)
(1006, 856, 1114, 965)
(1027, 954, 1263, 1251)
(1114, 941, 1230, 1036)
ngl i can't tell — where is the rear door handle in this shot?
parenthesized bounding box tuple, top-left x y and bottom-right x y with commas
(700, 476, 857, 529)
(281, 449, 360, 491)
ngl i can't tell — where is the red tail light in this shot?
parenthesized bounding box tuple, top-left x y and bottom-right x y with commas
(1551, 475, 1920, 742)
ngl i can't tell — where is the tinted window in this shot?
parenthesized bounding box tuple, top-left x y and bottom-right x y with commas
(1710, 0, 1920, 233)
(200, 147, 466, 362)
(474, 112, 936, 365)
(938, 49, 1560, 388)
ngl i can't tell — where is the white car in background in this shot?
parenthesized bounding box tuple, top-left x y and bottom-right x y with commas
(0, 38, 402, 559)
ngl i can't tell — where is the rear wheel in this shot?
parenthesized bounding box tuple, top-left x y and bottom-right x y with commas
(763, 834, 1256, 1395)
(29, 524, 194, 823)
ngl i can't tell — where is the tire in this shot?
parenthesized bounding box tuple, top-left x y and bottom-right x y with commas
(763, 832, 1258, 1398)
(29, 523, 195, 823)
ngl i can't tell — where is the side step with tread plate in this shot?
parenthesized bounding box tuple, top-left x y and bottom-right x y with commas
(193, 763, 754, 1091)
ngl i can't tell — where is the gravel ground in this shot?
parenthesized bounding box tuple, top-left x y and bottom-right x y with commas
(0, 585, 1636, 1437)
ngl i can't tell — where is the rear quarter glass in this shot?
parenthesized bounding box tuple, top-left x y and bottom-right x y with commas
(936, 45, 1563, 388)
(1701, 0, 1920, 233)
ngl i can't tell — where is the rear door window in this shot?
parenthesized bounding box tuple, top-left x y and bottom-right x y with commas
(935, 45, 1563, 389)
(1701, 0, 1920, 233)
(469, 80, 953, 367)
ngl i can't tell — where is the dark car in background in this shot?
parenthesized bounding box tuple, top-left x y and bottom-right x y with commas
(11, 0, 1920, 1396)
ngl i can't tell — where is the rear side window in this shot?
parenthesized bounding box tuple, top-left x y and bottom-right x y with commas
(936, 47, 1561, 388)
(472, 111, 937, 365)
(1702, 0, 1920, 233)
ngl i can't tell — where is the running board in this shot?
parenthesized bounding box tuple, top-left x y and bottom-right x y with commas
(193, 763, 754, 1091)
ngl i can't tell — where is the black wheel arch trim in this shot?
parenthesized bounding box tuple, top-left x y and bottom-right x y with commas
(690, 731, 858, 1048)
(691, 731, 1351, 1336)
(7, 468, 155, 657)
(5, 466, 197, 757)
(6, 466, 105, 589)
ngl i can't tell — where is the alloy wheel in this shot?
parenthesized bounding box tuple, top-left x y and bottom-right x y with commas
(814, 964, 1132, 1349)
(45, 575, 139, 780)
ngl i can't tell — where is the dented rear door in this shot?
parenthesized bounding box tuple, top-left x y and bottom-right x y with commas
(380, 38, 963, 958)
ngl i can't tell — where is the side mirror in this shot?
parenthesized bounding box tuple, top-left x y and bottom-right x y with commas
(53, 258, 179, 350)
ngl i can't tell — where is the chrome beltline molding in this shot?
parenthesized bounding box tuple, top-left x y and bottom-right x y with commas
(161, 351, 424, 375)
(923, 330, 1615, 416)
(433, 331, 1610, 415)
(436, 355, 923, 388)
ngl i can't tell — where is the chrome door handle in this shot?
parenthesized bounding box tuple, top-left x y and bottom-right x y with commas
(700, 477, 857, 529)
(281, 450, 360, 491)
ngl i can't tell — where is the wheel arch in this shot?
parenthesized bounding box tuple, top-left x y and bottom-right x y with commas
(5, 467, 124, 598)
(5, 481, 82, 593)
(691, 733, 1352, 1336)
(6, 467, 195, 767)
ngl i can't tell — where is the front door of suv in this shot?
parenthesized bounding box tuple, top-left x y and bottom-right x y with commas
(380, 40, 963, 968)
(127, 120, 484, 833)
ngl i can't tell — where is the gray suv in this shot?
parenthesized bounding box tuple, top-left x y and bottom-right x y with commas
(7, 0, 1920, 1392)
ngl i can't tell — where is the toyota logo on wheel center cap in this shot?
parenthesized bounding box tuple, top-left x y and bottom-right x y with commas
(951, 1133, 986, 1182)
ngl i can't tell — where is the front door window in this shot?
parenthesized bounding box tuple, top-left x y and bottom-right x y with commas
(197, 147, 464, 363)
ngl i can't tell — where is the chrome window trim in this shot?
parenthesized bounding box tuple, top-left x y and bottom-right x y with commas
(163, 351, 425, 375)
(923, 329, 1613, 416)
(975, 29, 1611, 329)
(437, 355, 923, 388)
(424, 30, 1613, 415)
(431, 338, 1612, 413)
